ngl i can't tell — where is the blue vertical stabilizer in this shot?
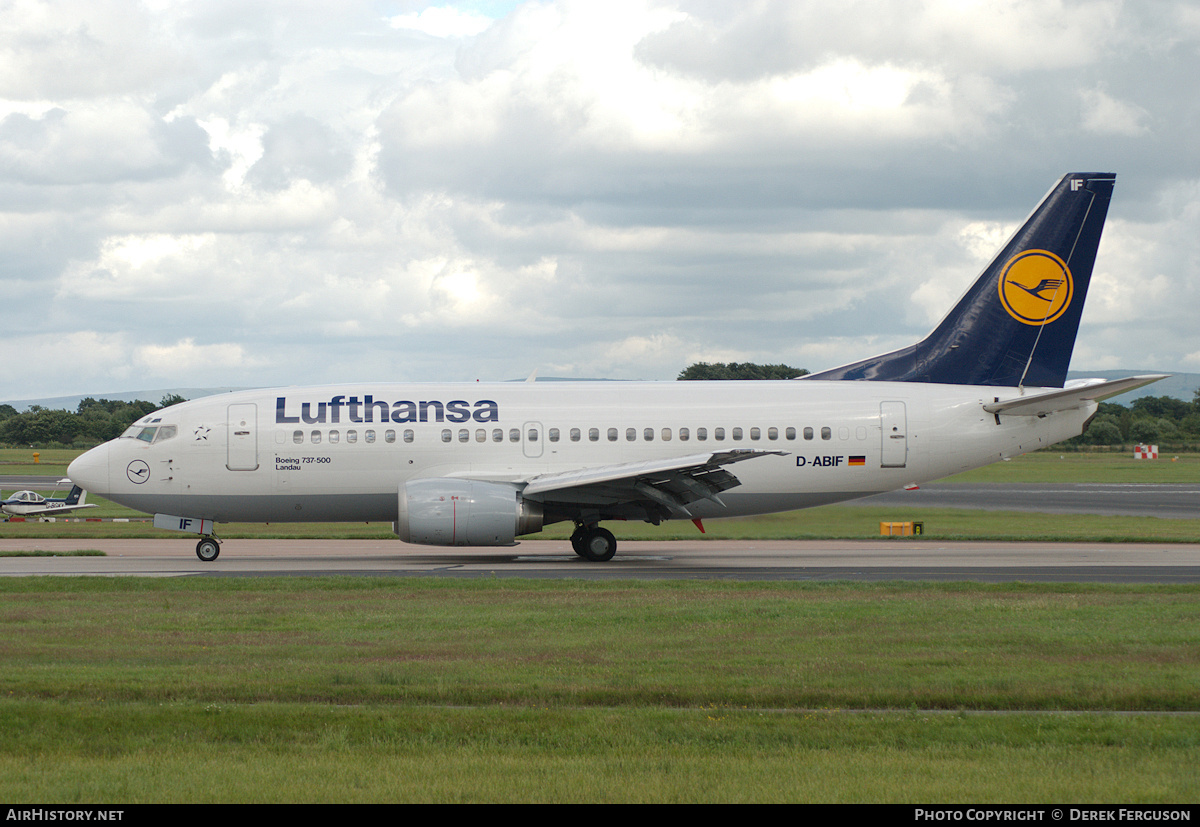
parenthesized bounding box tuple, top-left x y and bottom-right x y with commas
(804, 173, 1116, 388)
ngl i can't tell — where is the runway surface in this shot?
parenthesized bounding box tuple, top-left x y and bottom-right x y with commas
(4, 475, 1197, 582)
(855, 482, 1200, 519)
(3, 537, 1200, 583)
(0, 475, 76, 489)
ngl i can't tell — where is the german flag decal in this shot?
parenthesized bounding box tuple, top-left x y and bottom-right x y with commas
(848, 456, 866, 466)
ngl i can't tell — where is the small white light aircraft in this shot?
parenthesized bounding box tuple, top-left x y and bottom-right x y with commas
(1, 482, 96, 518)
(67, 173, 1164, 562)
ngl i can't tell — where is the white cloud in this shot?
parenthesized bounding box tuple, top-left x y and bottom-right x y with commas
(134, 338, 260, 376)
(1080, 88, 1151, 136)
(1, 0, 1200, 401)
(388, 6, 496, 38)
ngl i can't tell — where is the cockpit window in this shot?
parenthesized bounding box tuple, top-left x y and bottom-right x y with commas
(121, 424, 177, 443)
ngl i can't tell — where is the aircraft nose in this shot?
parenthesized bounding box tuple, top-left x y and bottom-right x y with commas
(67, 442, 112, 496)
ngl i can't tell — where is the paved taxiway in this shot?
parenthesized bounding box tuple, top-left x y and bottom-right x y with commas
(855, 482, 1200, 519)
(4, 477, 1197, 582)
(3, 538, 1200, 583)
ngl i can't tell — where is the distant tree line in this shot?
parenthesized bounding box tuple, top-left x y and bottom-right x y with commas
(677, 362, 809, 380)
(0, 395, 186, 447)
(1065, 391, 1200, 447)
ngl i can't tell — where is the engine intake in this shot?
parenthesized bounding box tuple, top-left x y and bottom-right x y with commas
(395, 479, 543, 546)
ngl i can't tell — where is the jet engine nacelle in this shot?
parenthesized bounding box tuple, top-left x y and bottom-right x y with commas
(395, 479, 544, 546)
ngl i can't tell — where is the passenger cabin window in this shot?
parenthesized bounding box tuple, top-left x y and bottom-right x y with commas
(293, 430, 303, 444)
(696, 428, 707, 441)
(548, 428, 559, 442)
(310, 430, 321, 444)
(679, 427, 689, 441)
(714, 428, 725, 441)
(804, 427, 814, 440)
(626, 428, 636, 442)
(821, 426, 832, 440)
(329, 430, 340, 444)
(570, 428, 581, 442)
(385, 430, 396, 443)
(643, 428, 653, 441)
(589, 428, 600, 442)
(608, 428, 618, 442)
(366, 430, 376, 443)
(786, 427, 796, 440)
(403, 430, 414, 443)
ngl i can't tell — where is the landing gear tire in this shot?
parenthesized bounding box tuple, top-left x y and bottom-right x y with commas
(578, 527, 617, 562)
(196, 537, 220, 562)
(570, 526, 588, 557)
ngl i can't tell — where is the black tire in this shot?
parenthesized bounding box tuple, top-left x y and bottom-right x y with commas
(570, 526, 587, 557)
(578, 527, 616, 562)
(196, 538, 220, 562)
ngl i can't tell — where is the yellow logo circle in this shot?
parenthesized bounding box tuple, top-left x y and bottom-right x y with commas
(998, 249, 1073, 326)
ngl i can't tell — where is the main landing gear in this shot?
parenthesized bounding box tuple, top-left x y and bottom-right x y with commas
(195, 536, 221, 562)
(570, 523, 617, 562)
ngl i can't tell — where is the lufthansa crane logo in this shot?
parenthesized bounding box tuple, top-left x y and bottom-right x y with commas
(126, 460, 150, 485)
(997, 249, 1073, 326)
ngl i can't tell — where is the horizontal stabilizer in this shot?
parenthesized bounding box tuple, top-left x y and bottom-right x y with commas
(982, 375, 1168, 417)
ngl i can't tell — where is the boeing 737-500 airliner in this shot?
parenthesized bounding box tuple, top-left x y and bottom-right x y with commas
(67, 173, 1164, 562)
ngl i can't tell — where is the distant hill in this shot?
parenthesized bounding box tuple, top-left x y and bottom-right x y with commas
(2, 372, 1195, 413)
(1, 388, 247, 413)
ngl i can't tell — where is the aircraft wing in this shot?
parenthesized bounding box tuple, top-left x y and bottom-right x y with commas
(983, 375, 1169, 417)
(518, 449, 785, 520)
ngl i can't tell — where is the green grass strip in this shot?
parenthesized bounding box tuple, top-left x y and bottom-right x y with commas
(2, 578, 1197, 802)
(2, 578, 1197, 711)
(1, 701, 1196, 803)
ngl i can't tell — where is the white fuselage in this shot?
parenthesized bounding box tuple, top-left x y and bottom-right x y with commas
(67, 380, 1092, 527)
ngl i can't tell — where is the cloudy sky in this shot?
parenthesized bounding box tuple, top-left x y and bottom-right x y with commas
(2, 0, 1198, 402)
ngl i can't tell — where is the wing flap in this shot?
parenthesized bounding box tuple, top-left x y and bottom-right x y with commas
(982, 374, 1168, 417)
(520, 449, 784, 519)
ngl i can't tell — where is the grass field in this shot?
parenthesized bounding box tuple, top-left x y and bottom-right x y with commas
(1, 578, 1197, 803)
(2, 449, 1198, 802)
